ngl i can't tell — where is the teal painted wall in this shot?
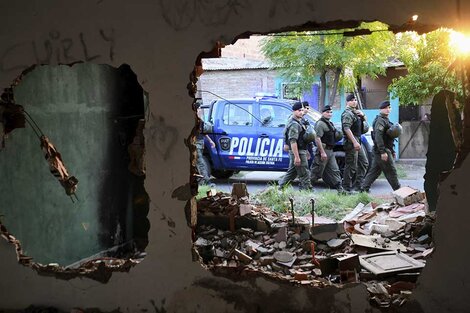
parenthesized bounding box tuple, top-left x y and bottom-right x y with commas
(0, 63, 145, 266)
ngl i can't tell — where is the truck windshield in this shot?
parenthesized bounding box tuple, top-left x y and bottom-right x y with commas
(305, 110, 322, 122)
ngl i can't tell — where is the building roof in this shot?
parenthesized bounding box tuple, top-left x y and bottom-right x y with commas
(202, 57, 404, 71)
(202, 57, 272, 71)
(385, 58, 405, 68)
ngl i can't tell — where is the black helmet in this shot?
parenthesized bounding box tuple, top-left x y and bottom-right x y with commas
(303, 125, 317, 143)
(387, 123, 402, 138)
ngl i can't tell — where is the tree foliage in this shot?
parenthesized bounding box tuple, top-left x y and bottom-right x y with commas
(260, 22, 395, 109)
(389, 29, 463, 105)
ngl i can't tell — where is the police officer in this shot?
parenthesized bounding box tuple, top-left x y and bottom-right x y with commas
(341, 94, 369, 192)
(310, 105, 344, 193)
(361, 100, 401, 191)
(195, 101, 215, 185)
(279, 101, 313, 190)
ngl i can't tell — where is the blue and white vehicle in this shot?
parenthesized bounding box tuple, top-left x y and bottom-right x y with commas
(201, 97, 371, 179)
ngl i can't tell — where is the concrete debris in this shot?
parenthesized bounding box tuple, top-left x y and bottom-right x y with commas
(195, 187, 433, 308)
(239, 204, 253, 216)
(0, 221, 144, 283)
(360, 251, 425, 277)
(327, 238, 348, 249)
(351, 234, 407, 251)
(392, 186, 425, 206)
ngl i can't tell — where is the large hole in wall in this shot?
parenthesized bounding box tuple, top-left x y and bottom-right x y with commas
(186, 20, 469, 308)
(0, 63, 149, 282)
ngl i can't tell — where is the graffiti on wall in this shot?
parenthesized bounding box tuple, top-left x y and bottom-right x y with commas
(159, 0, 315, 31)
(147, 115, 178, 160)
(0, 29, 116, 73)
(159, 0, 250, 31)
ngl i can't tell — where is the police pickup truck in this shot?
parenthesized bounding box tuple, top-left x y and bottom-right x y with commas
(201, 97, 371, 179)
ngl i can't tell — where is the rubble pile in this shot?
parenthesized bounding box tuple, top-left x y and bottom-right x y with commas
(194, 185, 433, 308)
(0, 221, 145, 283)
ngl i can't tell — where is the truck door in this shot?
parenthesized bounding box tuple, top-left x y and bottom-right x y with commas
(213, 101, 257, 170)
(257, 103, 291, 170)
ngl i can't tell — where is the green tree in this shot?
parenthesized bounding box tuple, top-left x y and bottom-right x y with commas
(260, 22, 395, 110)
(389, 29, 463, 105)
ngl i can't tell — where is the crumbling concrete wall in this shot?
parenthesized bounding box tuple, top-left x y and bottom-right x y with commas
(0, 1, 469, 312)
(400, 120, 430, 158)
(0, 63, 145, 266)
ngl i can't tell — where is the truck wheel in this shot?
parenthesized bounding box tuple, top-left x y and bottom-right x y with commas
(212, 169, 234, 179)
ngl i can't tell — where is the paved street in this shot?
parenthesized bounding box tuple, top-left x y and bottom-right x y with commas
(211, 159, 426, 197)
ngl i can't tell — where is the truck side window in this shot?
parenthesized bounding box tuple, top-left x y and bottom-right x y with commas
(260, 104, 291, 128)
(223, 103, 253, 126)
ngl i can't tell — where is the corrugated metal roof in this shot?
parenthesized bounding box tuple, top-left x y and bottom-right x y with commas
(202, 57, 272, 71)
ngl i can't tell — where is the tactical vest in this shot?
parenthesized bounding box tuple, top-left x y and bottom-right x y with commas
(350, 114, 362, 137)
(285, 119, 307, 150)
(319, 117, 336, 146)
(342, 109, 362, 137)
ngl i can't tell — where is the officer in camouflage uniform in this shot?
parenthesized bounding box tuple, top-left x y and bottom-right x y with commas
(341, 94, 369, 192)
(361, 101, 401, 191)
(279, 101, 313, 190)
(310, 105, 344, 192)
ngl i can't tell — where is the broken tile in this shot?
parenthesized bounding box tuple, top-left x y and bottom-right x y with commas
(360, 251, 426, 277)
(384, 219, 406, 232)
(294, 272, 309, 281)
(422, 248, 434, 258)
(396, 211, 426, 223)
(264, 238, 275, 245)
(340, 202, 366, 222)
(353, 223, 371, 235)
(273, 251, 295, 263)
(274, 226, 287, 243)
(194, 237, 211, 246)
(259, 256, 274, 266)
(327, 238, 348, 249)
(369, 223, 390, 235)
(270, 222, 289, 230)
(312, 268, 322, 276)
(239, 204, 253, 216)
(298, 263, 316, 271)
(392, 187, 425, 206)
(351, 234, 407, 251)
(417, 234, 431, 244)
(256, 246, 273, 255)
(277, 256, 297, 268)
(245, 239, 261, 250)
(389, 203, 425, 218)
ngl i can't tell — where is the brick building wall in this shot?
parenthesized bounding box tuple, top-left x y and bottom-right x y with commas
(198, 69, 277, 104)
